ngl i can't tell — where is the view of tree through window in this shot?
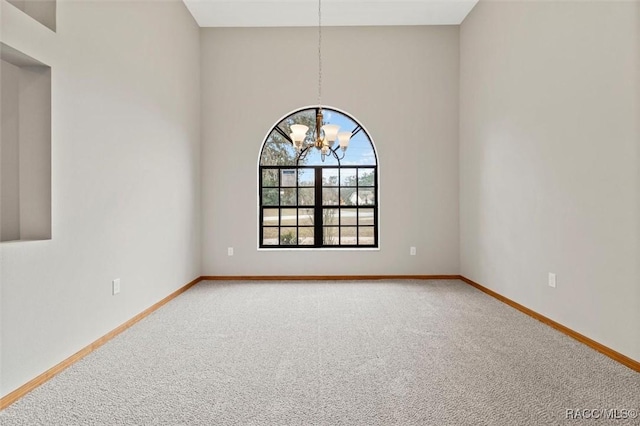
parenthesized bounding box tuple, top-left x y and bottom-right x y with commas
(259, 107, 378, 248)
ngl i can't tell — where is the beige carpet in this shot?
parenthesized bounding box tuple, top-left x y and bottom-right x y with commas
(1, 280, 639, 425)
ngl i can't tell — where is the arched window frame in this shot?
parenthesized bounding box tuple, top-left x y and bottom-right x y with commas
(257, 106, 380, 249)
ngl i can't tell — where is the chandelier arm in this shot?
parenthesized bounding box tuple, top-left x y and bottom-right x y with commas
(331, 145, 345, 156)
(331, 147, 345, 163)
(296, 145, 313, 166)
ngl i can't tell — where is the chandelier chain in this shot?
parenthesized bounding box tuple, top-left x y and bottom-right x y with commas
(318, 0, 322, 109)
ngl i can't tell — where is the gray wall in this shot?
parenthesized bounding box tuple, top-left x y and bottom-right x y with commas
(7, 0, 56, 31)
(201, 26, 460, 276)
(459, 0, 640, 361)
(1, 53, 52, 243)
(0, 0, 201, 397)
(18, 65, 51, 240)
(1, 59, 21, 241)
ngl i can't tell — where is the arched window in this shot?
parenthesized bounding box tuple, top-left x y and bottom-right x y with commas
(258, 107, 378, 248)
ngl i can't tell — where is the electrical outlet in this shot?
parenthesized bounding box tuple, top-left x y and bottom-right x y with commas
(112, 279, 121, 295)
(410, 247, 416, 256)
(548, 273, 556, 288)
(228, 247, 234, 256)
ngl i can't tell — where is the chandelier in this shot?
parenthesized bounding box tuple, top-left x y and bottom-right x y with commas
(289, 0, 351, 162)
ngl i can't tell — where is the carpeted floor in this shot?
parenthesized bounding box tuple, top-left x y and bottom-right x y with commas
(1, 280, 638, 425)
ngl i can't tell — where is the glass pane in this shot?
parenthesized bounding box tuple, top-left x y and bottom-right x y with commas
(358, 169, 375, 187)
(340, 208, 357, 226)
(322, 169, 339, 186)
(358, 227, 375, 245)
(280, 227, 297, 245)
(358, 188, 375, 206)
(278, 109, 316, 141)
(299, 227, 314, 245)
(340, 168, 357, 186)
(280, 188, 297, 206)
(322, 188, 339, 206)
(262, 188, 279, 206)
(263, 208, 279, 226)
(323, 227, 339, 245)
(261, 108, 377, 168)
(339, 132, 376, 166)
(262, 169, 278, 187)
(260, 133, 298, 166)
(358, 208, 375, 226)
(274, 110, 315, 168)
(341, 227, 357, 245)
(298, 188, 314, 206)
(281, 208, 297, 226)
(322, 208, 338, 226)
(313, 111, 376, 167)
(298, 208, 314, 226)
(298, 169, 315, 187)
(263, 227, 278, 245)
(340, 188, 357, 206)
(281, 169, 297, 187)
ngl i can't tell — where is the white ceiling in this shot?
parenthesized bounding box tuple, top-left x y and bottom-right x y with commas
(183, 0, 479, 28)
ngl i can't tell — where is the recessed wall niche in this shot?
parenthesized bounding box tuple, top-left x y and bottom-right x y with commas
(7, 0, 56, 32)
(1, 43, 52, 242)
